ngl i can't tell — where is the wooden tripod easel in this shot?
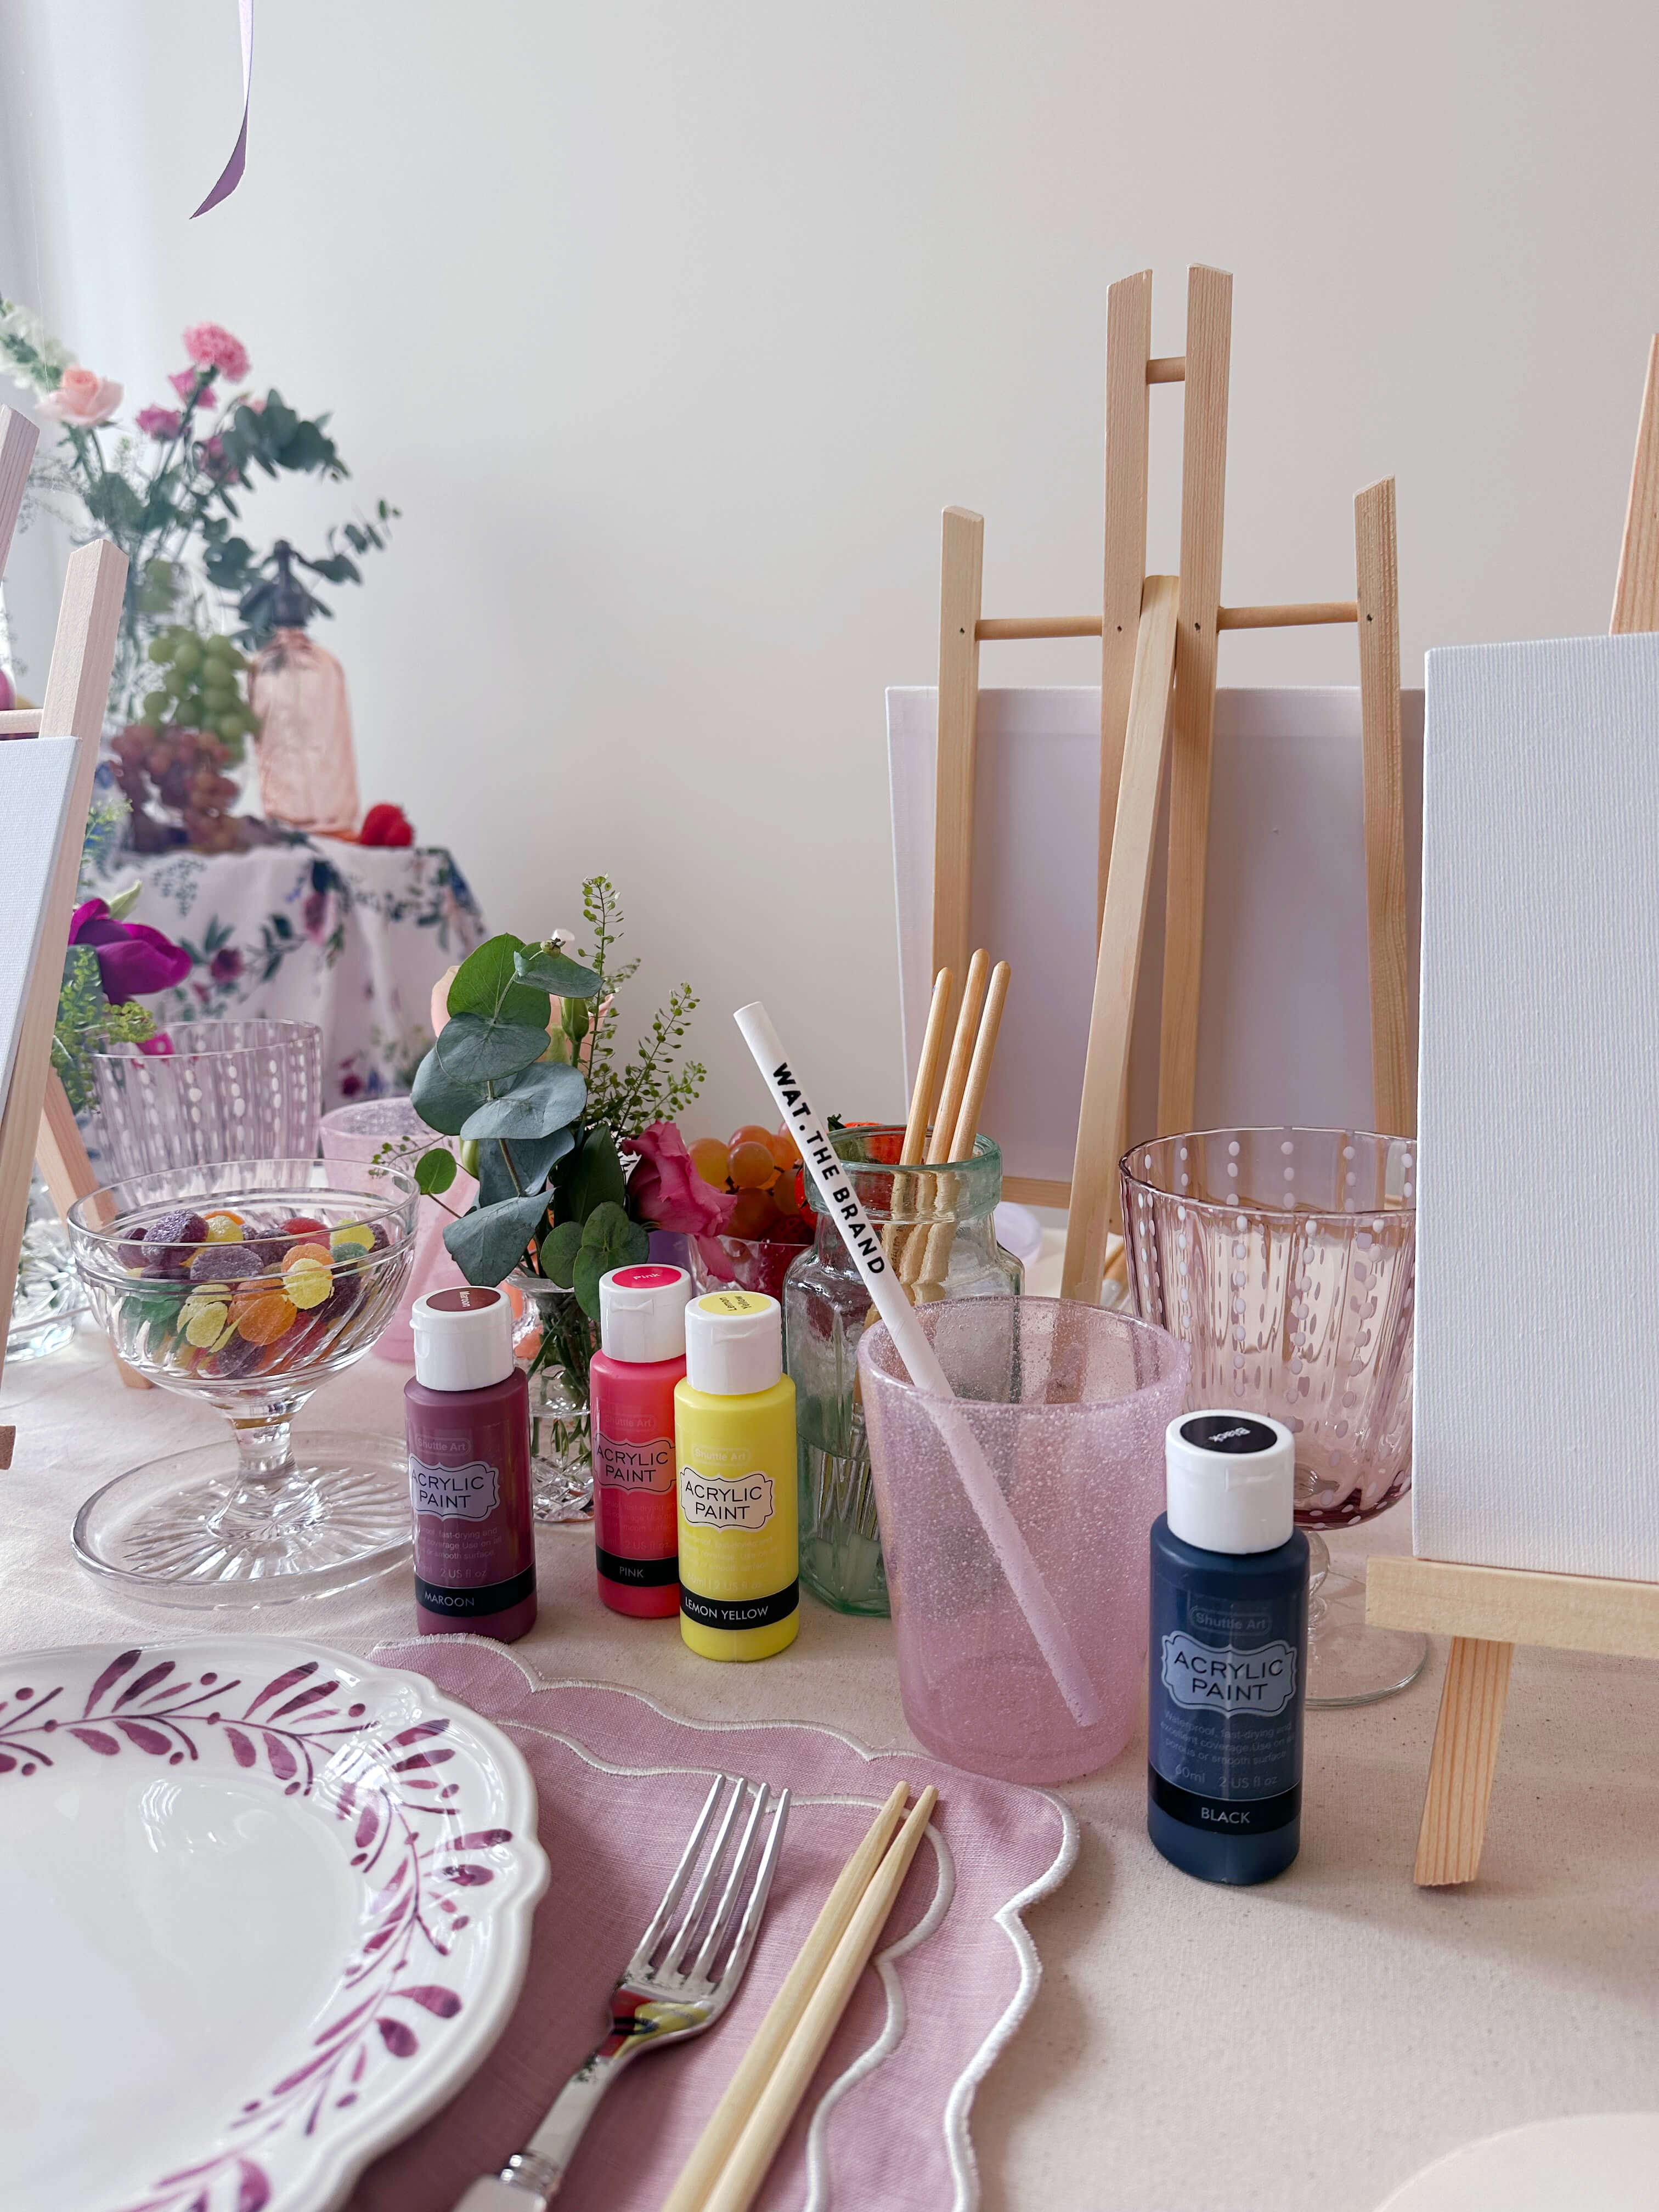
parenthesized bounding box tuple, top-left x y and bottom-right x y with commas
(0, 403, 132, 1465)
(930, 267, 1412, 1239)
(1366, 336, 1659, 1887)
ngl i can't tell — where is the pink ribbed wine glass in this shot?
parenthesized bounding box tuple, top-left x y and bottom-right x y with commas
(1120, 1129, 1425, 1707)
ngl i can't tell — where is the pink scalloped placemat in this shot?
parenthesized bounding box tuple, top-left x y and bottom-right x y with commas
(349, 1638, 1076, 2212)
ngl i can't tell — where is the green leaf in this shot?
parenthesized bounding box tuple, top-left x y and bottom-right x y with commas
(411, 1045, 481, 1136)
(539, 1218, 583, 1288)
(413, 1146, 458, 1196)
(557, 1123, 627, 1223)
(460, 1061, 586, 1141)
(435, 1012, 554, 1085)
(447, 933, 551, 1032)
(476, 1126, 575, 1209)
(572, 1247, 607, 1317)
(443, 1190, 552, 1287)
(568, 1200, 650, 1319)
(513, 945, 603, 998)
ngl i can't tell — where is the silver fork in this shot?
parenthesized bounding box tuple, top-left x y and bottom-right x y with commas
(452, 1773, 791, 2210)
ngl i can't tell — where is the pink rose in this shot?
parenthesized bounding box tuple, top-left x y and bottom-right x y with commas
(136, 405, 183, 439)
(628, 1122, 737, 1235)
(182, 322, 250, 382)
(40, 366, 122, 426)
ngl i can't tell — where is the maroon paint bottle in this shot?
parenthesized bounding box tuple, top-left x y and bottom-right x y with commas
(405, 1285, 537, 1641)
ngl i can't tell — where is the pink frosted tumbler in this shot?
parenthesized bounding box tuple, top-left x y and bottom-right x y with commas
(859, 1297, 1188, 1784)
(320, 1098, 475, 1362)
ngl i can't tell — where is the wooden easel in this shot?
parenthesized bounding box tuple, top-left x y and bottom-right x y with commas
(1365, 336, 1659, 1887)
(0, 403, 132, 1464)
(930, 268, 1412, 1238)
(1053, 267, 1411, 1301)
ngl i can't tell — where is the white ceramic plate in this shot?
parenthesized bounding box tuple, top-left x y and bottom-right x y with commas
(0, 1636, 548, 2212)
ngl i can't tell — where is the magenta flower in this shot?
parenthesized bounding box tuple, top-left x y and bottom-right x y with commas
(136, 405, 183, 440)
(170, 368, 210, 409)
(68, 899, 192, 1003)
(182, 322, 250, 382)
(627, 1122, 737, 1236)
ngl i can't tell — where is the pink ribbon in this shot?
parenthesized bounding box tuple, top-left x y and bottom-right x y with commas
(193, 0, 254, 217)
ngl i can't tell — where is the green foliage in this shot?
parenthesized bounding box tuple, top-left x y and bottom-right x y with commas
(413, 1147, 458, 1197)
(53, 946, 157, 1115)
(408, 878, 708, 1288)
(539, 1200, 648, 1319)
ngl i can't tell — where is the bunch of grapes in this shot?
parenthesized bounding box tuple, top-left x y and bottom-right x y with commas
(689, 1124, 814, 1244)
(142, 627, 258, 760)
(110, 724, 247, 854)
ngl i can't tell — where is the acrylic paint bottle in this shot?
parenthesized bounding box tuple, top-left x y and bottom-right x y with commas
(675, 1290, 799, 1661)
(1147, 1410, 1308, 1885)
(589, 1262, 692, 1618)
(405, 1285, 536, 1641)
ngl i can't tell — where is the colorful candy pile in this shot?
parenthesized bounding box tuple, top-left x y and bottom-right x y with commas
(101, 1203, 400, 1385)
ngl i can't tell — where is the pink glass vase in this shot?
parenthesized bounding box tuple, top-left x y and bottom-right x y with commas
(249, 627, 360, 833)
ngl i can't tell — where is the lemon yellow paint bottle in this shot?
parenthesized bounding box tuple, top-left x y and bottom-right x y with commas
(675, 1290, 799, 1660)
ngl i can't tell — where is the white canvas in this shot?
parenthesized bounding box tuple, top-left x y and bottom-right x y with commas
(887, 686, 1424, 1190)
(1415, 632, 1659, 1582)
(0, 737, 80, 1124)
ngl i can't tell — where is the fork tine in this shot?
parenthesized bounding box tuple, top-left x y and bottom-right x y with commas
(687, 1781, 772, 1984)
(635, 1773, 727, 1962)
(710, 1786, 791, 1991)
(658, 1775, 751, 1976)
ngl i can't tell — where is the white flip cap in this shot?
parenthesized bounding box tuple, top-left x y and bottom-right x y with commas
(599, 1263, 691, 1363)
(1165, 1409, 1295, 1555)
(685, 1289, 782, 1397)
(411, 1284, 514, 1392)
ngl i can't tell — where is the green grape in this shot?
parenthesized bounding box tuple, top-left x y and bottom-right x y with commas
(146, 636, 176, 665)
(172, 639, 202, 675)
(143, 689, 169, 719)
(201, 680, 235, 709)
(214, 714, 244, 742)
(203, 634, 238, 662)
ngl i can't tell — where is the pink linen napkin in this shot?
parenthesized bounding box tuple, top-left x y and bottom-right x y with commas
(351, 1637, 1076, 2212)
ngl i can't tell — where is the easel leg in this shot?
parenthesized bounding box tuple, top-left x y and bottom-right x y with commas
(35, 1071, 151, 1391)
(1413, 1634, 1514, 1887)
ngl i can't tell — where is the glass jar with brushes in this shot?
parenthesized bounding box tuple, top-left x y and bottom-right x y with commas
(782, 1125, 1023, 1615)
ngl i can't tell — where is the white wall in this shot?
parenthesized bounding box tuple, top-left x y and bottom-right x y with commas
(3, 0, 1657, 1137)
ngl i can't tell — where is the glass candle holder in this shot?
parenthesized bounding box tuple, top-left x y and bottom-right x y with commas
(859, 1296, 1188, 1783)
(91, 1019, 323, 1179)
(1120, 1129, 1424, 1706)
(785, 1128, 1023, 1617)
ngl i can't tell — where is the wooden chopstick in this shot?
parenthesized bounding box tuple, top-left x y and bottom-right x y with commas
(884, 970, 953, 1269)
(907, 959, 1011, 1293)
(660, 1781, 910, 2212)
(697, 1787, 940, 2212)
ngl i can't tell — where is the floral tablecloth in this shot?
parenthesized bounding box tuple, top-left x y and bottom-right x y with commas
(88, 836, 488, 1108)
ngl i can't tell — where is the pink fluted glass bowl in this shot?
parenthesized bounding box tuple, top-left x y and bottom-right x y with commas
(67, 1159, 418, 1607)
(859, 1296, 1188, 1784)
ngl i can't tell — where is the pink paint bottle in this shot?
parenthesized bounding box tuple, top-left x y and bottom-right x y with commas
(590, 1263, 692, 1617)
(405, 1285, 537, 1641)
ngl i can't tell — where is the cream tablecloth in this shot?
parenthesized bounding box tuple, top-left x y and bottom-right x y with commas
(3, 1323, 1655, 2212)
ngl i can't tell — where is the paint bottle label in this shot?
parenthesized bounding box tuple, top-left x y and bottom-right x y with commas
(1148, 1574, 1304, 1836)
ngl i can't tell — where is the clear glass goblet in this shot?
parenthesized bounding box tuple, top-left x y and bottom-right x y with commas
(1121, 1128, 1425, 1707)
(91, 1019, 324, 1178)
(67, 1159, 418, 1606)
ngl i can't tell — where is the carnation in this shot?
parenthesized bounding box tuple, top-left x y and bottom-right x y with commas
(135, 405, 183, 440)
(182, 322, 250, 382)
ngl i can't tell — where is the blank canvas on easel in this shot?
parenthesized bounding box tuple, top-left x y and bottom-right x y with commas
(1415, 630, 1659, 1582)
(0, 738, 80, 1118)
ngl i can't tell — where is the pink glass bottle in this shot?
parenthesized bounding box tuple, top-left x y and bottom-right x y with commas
(589, 1263, 692, 1617)
(405, 1285, 537, 1641)
(247, 543, 361, 832)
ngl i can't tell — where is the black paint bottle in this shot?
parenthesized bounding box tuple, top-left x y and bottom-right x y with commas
(1148, 1411, 1308, 1885)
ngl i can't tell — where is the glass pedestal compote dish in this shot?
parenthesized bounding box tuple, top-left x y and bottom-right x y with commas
(67, 1161, 419, 1606)
(1121, 1128, 1426, 1707)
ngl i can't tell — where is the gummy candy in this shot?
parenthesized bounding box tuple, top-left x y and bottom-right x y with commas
(231, 1285, 298, 1345)
(283, 1242, 333, 1273)
(182, 1291, 232, 1348)
(190, 1243, 263, 1285)
(330, 1222, 375, 1258)
(202, 1212, 245, 1243)
(284, 1255, 333, 1311)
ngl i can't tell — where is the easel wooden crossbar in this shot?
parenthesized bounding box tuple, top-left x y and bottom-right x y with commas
(1366, 335, 1659, 1887)
(0, 403, 131, 1464)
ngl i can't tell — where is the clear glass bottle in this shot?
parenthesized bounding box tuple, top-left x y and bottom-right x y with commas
(246, 544, 361, 833)
(509, 1268, 598, 1522)
(782, 1127, 1022, 1616)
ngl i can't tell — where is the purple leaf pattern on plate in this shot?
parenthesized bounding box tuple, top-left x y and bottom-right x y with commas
(0, 1643, 520, 2212)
